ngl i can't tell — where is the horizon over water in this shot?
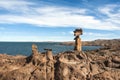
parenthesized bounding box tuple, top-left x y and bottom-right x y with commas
(0, 42, 101, 56)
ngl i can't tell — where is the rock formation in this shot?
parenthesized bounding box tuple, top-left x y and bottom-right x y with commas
(0, 40, 120, 80)
(74, 28, 83, 51)
(0, 27, 119, 80)
(44, 49, 54, 80)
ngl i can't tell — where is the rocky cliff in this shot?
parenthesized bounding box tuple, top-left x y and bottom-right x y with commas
(0, 40, 120, 80)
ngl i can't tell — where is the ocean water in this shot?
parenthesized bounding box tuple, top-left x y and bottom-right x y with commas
(0, 42, 101, 56)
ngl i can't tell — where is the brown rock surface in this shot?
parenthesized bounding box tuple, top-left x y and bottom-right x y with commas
(0, 40, 120, 80)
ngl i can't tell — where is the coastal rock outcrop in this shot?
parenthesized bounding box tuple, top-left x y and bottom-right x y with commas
(54, 51, 89, 80)
(0, 42, 120, 80)
(60, 39, 120, 50)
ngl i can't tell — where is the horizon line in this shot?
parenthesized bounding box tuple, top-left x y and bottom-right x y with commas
(0, 38, 119, 42)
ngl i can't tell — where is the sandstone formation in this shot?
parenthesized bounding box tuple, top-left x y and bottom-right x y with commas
(0, 44, 54, 80)
(74, 28, 83, 51)
(0, 28, 119, 80)
(0, 41, 120, 80)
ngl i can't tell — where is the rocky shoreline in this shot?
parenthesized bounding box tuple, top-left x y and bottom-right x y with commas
(60, 39, 120, 49)
(0, 39, 120, 80)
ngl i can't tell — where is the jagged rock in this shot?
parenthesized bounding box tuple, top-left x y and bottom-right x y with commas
(92, 69, 120, 80)
(45, 49, 54, 80)
(54, 51, 90, 80)
(0, 42, 120, 80)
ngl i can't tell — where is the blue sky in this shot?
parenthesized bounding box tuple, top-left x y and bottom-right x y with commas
(0, 0, 120, 42)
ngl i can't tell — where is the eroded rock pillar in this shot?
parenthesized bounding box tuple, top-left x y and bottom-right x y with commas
(44, 49, 54, 80)
(32, 44, 39, 55)
(31, 44, 46, 80)
(74, 29, 83, 51)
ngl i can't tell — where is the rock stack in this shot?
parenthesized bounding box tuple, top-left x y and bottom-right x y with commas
(30, 44, 54, 80)
(74, 28, 83, 51)
(44, 49, 54, 80)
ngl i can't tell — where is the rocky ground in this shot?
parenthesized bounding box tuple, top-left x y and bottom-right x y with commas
(0, 39, 120, 80)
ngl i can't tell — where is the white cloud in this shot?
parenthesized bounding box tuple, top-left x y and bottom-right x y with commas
(98, 4, 120, 25)
(69, 31, 73, 34)
(35, 7, 87, 15)
(98, 4, 120, 16)
(0, 1, 120, 30)
(84, 32, 116, 37)
(82, 32, 118, 41)
(0, 0, 34, 11)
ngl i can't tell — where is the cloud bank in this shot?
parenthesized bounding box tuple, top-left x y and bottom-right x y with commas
(0, 0, 120, 31)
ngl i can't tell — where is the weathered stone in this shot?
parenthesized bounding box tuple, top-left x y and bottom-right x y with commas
(44, 49, 54, 80)
(32, 44, 39, 55)
(74, 28, 83, 51)
(0, 39, 120, 80)
(45, 49, 53, 60)
(92, 69, 120, 80)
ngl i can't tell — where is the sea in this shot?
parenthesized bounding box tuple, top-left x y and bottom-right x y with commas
(0, 42, 101, 56)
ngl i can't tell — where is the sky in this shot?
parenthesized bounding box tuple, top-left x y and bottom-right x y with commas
(0, 0, 120, 42)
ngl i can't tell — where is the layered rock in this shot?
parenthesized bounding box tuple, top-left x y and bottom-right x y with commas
(0, 44, 54, 80)
(0, 43, 120, 80)
(54, 51, 90, 80)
